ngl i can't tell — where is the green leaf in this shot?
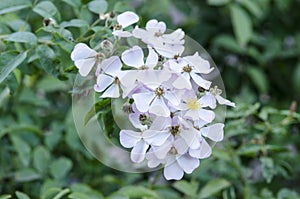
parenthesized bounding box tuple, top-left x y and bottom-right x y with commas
(36, 76, 69, 92)
(6, 32, 38, 45)
(0, 195, 12, 199)
(49, 157, 73, 179)
(207, 0, 231, 6)
(84, 98, 110, 125)
(33, 1, 61, 21)
(15, 168, 40, 182)
(246, 66, 268, 93)
(16, 191, 30, 199)
(293, 63, 300, 95)
(36, 45, 60, 76)
(61, 19, 89, 28)
(68, 193, 90, 199)
(213, 35, 244, 54)
(0, 0, 31, 15)
(230, 4, 253, 47)
(52, 189, 70, 199)
(173, 180, 198, 197)
(88, 0, 108, 14)
(33, 146, 51, 173)
(237, 0, 263, 18)
(0, 52, 27, 83)
(62, 0, 81, 8)
(10, 135, 31, 167)
(112, 186, 158, 198)
(198, 178, 231, 198)
(260, 157, 276, 183)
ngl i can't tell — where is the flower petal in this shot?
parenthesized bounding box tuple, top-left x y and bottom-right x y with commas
(74, 58, 95, 76)
(149, 97, 170, 117)
(146, 149, 164, 168)
(185, 52, 213, 74)
(177, 154, 200, 174)
(119, 130, 141, 148)
(145, 47, 158, 68)
(94, 74, 114, 92)
(146, 19, 166, 33)
(198, 109, 215, 123)
(117, 11, 139, 28)
(200, 93, 217, 109)
(190, 72, 211, 90)
(112, 30, 132, 37)
(101, 84, 120, 98)
(148, 130, 170, 146)
(131, 140, 149, 163)
(216, 95, 236, 107)
(121, 45, 144, 68)
(164, 158, 184, 180)
(201, 123, 224, 142)
(132, 92, 155, 113)
(100, 56, 122, 74)
(71, 43, 97, 61)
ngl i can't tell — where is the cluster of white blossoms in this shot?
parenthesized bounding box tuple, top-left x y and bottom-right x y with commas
(71, 11, 235, 180)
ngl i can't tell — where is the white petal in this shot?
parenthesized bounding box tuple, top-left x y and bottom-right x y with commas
(177, 154, 200, 174)
(75, 58, 95, 77)
(166, 59, 183, 73)
(201, 123, 224, 142)
(190, 72, 211, 90)
(131, 140, 149, 163)
(149, 97, 170, 117)
(100, 84, 120, 98)
(172, 74, 192, 90)
(198, 109, 215, 123)
(129, 113, 147, 130)
(180, 128, 200, 150)
(100, 56, 122, 74)
(174, 136, 189, 154)
(200, 93, 217, 109)
(149, 130, 170, 146)
(117, 11, 139, 28)
(71, 43, 97, 61)
(164, 159, 184, 180)
(132, 27, 148, 39)
(119, 130, 141, 148)
(146, 149, 163, 168)
(185, 52, 213, 74)
(215, 95, 236, 107)
(164, 91, 181, 106)
(146, 19, 166, 33)
(185, 110, 200, 121)
(153, 137, 173, 159)
(132, 92, 155, 113)
(145, 47, 158, 68)
(162, 28, 185, 43)
(121, 45, 144, 68)
(199, 138, 212, 159)
(112, 30, 132, 38)
(94, 74, 114, 92)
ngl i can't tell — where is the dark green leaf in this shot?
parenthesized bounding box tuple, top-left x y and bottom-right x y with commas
(246, 66, 268, 93)
(33, 146, 51, 173)
(112, 186, 158, 198)
(15, 168, 40, 182)
(237, 0, 263, 18)
(61, 19, 89, 28)
(207, 0, 231, 6)
(10, 135, 31, 167)
(0, 0, 31, 15)
(15, 191, 30, 199)
(33, 1, 61, 22)
(173, 180, 198, 197)
(49, 157, 73, 179)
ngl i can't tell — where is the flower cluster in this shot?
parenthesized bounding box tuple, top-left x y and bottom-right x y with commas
(71, 11, 235, 180)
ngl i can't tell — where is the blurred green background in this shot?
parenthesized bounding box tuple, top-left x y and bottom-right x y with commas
(0, 0, 299, 198)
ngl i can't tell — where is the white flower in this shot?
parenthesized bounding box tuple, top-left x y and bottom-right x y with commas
(133, 19, 185, 58)
(94, 56, 130, 98)
(71, 43, 99, 76)
(201, 85, 236, 109)
(112, 11, 139, 38)
(165, 52, 213, 90)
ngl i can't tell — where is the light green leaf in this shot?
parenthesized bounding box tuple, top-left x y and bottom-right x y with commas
(293, 63, 300, 94)
(246, 66, 268, 93)
(213, 35, 244, 54)
(10, 135, 31, 167)
(112, 186, 158, 198)
(0, 0, 31, 15)
(230, 4, 253, 47)
(88, 0, 108, 14)
(33, 1, 61, 21)
(16, 191, 30, 199)
(62, 0, 81, 8)
(68, 193, 90, 199)
(260, 157, 276, 183)
(36, 76, 69, 92)
(33, 146, 51, 173)
(198, 178, 231, 198)
(207, 0, 231, 6)
(237, 0, 263, 18)
(0, 52, 27, 83)
(49, 157, 73, 179)
(0, 195, 12, 199)
(61, 19, 89, 28)
(173, 180, 198, 197)
(15, 168, 40, 182)
(53, 189, 70, 199)
(6, 32, 37, 45)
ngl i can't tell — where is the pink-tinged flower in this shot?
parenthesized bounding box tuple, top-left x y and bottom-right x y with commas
(94, 56, 133, 98)
(112, 11, 139, 37)
(164, 52, 213, 90)
(201, 85, 236, 109)
(71, 43, 98, 76)
(132, 19, 185, 58)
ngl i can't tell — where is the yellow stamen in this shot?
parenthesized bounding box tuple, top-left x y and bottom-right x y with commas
(186, 98, 200, 110)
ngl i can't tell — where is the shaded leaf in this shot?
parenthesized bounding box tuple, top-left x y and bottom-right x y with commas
(198, 178, 231, 198)
(33, 146, 51, 173)
(207, 0, 230, 6)
(49, 157, 73, 179)
(10, 135, 31, 167)
(246, 66, 268, 93)
(0, 0, 31, 15)
(15, 168, 40, 182)
(6, 32, 37, 45)
(15, 191, 30, 199)
(88, 0, 108, 14)
(173, 180, 198, 197)
(33, 1, 61, 21)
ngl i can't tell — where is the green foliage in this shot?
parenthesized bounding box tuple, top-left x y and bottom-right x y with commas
(0, 0, 299, 199)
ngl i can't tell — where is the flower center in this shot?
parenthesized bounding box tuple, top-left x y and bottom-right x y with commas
(140, 65, 149, 70)
(122, 103, 133, 113)
(114, 24, 122, 30)
(169, 147, 177, 155)
(139, 114, 147, 122)
(169, 125, 180, 136)
(154, 32, 163, 37)
(183, 65, 192, 73)
(154, 87, 164, 97)
(209, 85, 222, 96)
(114, 77, 120, 84)
(186, 98, 200, 110)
